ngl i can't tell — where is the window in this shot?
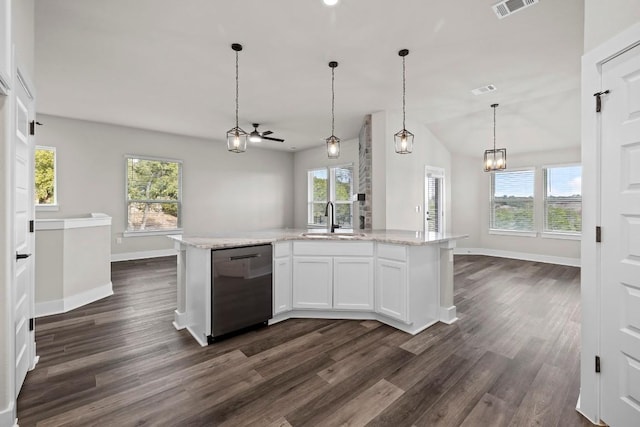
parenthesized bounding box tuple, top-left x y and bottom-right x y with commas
(490, 169, 535, 232)
(543, 165, 582, 234)
(425, 167, 445, 233)
(126, 156, 182, 233)
(307, 165, 353, 228)
(35, 146, 57, 209)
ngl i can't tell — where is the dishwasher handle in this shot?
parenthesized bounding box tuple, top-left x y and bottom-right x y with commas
(229, 253, 261, 261)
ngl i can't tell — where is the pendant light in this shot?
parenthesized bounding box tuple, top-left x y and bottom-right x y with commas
(394, 49, 414, 154)
(483, 103, 507, 171)
(326, 61, 340, 159)
(226, 43, 248, 153)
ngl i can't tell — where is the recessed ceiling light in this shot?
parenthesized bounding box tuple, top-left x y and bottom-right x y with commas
(323, 0, 339, 6)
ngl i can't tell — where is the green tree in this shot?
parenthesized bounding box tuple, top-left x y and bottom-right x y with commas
(127, 159, 179, 230)
(35, 149, 55, 204)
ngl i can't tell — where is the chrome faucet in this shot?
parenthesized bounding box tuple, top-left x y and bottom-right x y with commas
(324, 201, 340, 233)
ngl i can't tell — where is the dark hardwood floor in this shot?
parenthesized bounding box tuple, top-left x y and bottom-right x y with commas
(17, 255, 592, 426)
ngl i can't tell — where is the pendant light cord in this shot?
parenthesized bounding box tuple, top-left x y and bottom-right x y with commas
(493, 105, 497, 160)
(331, 66, 335, 136)
(235, 49, 239, 129)
(402, 55, 406, 130)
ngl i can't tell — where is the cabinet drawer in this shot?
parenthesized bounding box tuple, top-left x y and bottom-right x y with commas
(273, 241, 291, 258)
(377, 243, 407, 261)
(293, 241, 374, 257)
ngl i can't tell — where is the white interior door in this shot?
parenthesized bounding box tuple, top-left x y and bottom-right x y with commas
(600, 43, 640, 427)
(14, 72, 35, 396)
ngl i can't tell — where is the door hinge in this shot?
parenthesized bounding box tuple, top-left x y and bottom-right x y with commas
(596, 226, 602, 243)
(29, 318, 34, 332)
(593, 90, 610, 113)
(595, 355, 601, 373)
(29, 220, 34, 233)
(29, 120, 43, 136)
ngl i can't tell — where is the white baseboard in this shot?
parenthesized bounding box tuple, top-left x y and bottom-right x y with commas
(0, 402, 15, 427)
(35, 282, 113, 317)
(111, 248, 177, 262)
(173, 310, 187, 330)
(439, 306, 458, 324)
(453, 247, 580, 267)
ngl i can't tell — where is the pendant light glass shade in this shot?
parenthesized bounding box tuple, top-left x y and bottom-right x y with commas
(394, 49, 413, 154)
(226, 43, 248, 153)
(483, 103, 507, 171)
(326, 61, 340, 159)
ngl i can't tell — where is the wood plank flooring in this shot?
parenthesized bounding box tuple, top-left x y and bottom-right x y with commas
(17, 255, 593, 426)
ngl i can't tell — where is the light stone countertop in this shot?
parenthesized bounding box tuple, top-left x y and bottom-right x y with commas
(168, 229, 468, 250)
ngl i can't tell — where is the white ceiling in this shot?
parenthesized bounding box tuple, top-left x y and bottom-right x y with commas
(34, 0, 584, 155)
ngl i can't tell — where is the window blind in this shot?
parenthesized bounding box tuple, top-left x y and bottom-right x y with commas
(543, 166, 582, 233)
(490, 169, 535, 232)
(426, 176, 441, 232)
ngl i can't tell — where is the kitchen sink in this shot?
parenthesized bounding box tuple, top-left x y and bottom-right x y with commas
(300, 232, 367, 240)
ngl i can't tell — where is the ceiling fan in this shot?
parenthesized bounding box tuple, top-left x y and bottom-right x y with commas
(249, 123, 285, 143)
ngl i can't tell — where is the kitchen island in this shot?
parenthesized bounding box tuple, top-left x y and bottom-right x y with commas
(169, 229, 466, 346)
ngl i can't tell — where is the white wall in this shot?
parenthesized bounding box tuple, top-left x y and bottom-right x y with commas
(584, 0, 640, 52)
(452, 147, 581, 263)
(371, 111, 452, 232)
(35, 115, 295, 256)
(293, 138, 359, 228)
(451, 154, 481, 247)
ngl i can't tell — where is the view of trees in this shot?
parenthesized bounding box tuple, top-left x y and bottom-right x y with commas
(127, 158, 180, 231)
(309, 167, 353, 227)
(545, 197, 582, 232)
(492, 196, 534, 231)
(35, 148, 55, 204)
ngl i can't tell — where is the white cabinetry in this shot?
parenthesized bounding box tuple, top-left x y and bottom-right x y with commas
(375, 244, 409, 322)
(333, 257, 374, 310)
(292, 256, 333, 309)
(273, 242, 292, 314)
(292, 241, 374, 310)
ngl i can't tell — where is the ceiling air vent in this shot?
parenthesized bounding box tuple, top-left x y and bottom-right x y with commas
(492, 0, 539, 19)
(471, 84, 497, 96)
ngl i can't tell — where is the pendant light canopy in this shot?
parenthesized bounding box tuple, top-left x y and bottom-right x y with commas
(326, 61, 340, 159)
(483, 103, 507, 171)
(226, 43, 248, 153)
(394, 49, 414, 154)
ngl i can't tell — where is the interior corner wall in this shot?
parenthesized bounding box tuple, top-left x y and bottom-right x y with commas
(292, 138, 359, 229)
(373, 112, 452, 232)
(35, 115, 295, 257)
(584, 0, 640, 52)
(454, 147, 581, 261)
(451, 153, 481, 248)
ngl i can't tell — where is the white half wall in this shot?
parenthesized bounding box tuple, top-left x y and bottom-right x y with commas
(35, 115, 295, 256)
(452, 147, 581, 261)
(293, 138, 359, 228)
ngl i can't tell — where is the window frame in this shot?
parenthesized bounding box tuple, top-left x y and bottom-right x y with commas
(489, 167, 537, 237)
(425, 166, 445, 234)
(541, 163, 582, 239)
(35, 145, 58, 212)
(307, 163, 354, 229)
(124, 154, 183, 237)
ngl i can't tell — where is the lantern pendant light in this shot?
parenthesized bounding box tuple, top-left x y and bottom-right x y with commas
(394, 49, 414, 154)
(226, 43, 248, 153)
(483, 103, 507, 171)
(326, 61, 340, 159)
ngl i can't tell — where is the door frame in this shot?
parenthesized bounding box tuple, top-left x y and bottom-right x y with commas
(580, 22, 640, 425)
(424, 165, 445, 234)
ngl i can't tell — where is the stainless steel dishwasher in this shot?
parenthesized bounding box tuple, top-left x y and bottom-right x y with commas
(209, 244, 272, 343)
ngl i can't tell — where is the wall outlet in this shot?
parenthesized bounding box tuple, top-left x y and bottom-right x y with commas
(116, 237, 122, 244)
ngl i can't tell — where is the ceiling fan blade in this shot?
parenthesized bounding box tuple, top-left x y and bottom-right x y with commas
(262, 136, 284, 142)
(261, 130, 273, 136)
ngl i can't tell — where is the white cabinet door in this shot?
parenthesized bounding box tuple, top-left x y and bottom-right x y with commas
(375, 258, 408, 322)
(333, 257, 374, 310)
(273, 257, 291, 314)
(292, 257, 333, 309)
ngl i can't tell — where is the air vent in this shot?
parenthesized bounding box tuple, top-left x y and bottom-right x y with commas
(471, 84, 497, 96)
(492, 0, 539, 19)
